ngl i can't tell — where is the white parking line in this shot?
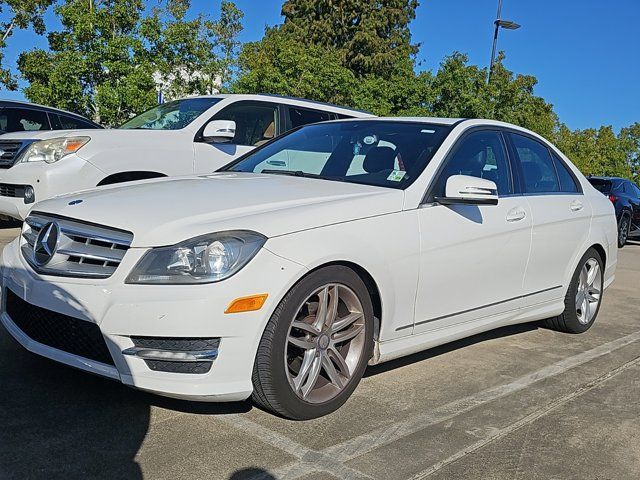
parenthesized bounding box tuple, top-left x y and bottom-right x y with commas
(264, 329, 640, 479)
(407, 354, 640, 479)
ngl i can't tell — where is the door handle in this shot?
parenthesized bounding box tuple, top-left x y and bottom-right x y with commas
(570, 200, 584, 212)
(266, 160, 286, 166)
(506, 207, 526, 222)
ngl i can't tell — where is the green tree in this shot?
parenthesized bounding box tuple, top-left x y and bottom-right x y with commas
(18, 0, 242, 126)
(235, 0, 422, 115)
(280, 0, 419, 78)
(0, 0, 53, 89)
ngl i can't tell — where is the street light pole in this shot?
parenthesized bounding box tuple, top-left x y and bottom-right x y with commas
(488, 0, 503, 83)
(488, 0, 520, 84)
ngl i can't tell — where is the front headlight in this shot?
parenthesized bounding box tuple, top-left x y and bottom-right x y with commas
(125, 231, 267, 285)
(19, 136, 90, 163)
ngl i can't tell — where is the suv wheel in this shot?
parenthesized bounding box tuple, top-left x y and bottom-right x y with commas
(251, 266, 374, 420)
(618, 213, 631, 247)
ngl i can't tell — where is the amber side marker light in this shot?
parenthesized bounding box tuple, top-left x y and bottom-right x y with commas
(225, 294, 268, 314)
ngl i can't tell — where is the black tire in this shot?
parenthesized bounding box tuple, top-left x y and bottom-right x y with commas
(618, 212, 631, 248)
(544, 247, 604, 334)
(251, 266, 374, 420)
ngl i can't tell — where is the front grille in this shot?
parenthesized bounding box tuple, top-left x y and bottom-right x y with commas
(145, 360, 212, 374)
(5, 288, 114, 366)
(0, 140, 31, 168)
(0, 183, 27, 198)
(21, 212, 133, 279)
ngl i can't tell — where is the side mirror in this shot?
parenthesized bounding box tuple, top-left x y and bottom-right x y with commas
(435, 174, 499, 206)
(202, 120, 236, 143)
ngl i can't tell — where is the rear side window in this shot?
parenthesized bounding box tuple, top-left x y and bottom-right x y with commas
(55, 114, 96, 129)
(552, 153, 580, 193)
(433, 130, 513, 197)
(0, 107, 50, 133)
(288, 107, 333, 129)
(509, 133, 559, 194)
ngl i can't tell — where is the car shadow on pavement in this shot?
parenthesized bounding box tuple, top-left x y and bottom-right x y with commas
(365, 322, 538, 377)
(0, 265, 253, 480)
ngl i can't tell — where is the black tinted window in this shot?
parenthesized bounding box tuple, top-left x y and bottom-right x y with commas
(289, 107, 332, 129)
(552, 153, 580, 193)
(434, 130, 512, 197)
(510, 133, 559, 194)
(0, 107, 50, 132)
(56, 114, 95, 129)
(589, 178, 612, 193)
(211, 102, 278, 146)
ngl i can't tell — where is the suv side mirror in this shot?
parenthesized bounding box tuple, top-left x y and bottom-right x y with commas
(435, 174, 499, 206)
(203, 120, 236, 143)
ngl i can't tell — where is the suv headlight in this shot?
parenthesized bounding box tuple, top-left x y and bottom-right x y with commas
(125, 231, 266, 284)
(19, 136, 90, 164)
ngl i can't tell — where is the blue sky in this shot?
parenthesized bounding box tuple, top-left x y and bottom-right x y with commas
(4, 0, 639, 131)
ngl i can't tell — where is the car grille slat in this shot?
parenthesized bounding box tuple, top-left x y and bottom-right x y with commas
(5, 288, 114, 366)
(21, 213, 133, 279)
(0, 140, 32, 168)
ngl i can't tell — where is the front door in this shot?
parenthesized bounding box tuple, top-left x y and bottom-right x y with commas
(413, 130, 532, 334)
(193, 101, 280, 173)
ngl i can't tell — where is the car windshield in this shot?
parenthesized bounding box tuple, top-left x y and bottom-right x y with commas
(119, 98, 221, 130)
(224, 120, 452, 189)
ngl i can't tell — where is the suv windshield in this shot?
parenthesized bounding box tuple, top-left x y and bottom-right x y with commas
(119, 98, 221, 130)
(224, 121, 452, 189)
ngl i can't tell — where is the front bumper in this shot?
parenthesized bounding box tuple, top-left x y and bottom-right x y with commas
(0, 238, 307, 401)
(0, 156, 103, 220)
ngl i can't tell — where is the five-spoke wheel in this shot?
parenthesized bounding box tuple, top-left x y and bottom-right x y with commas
(252, 266, 374, 420)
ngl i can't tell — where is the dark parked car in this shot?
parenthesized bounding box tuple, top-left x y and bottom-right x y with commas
(588, 176, 640, 247)
(0, 100, 102, 134)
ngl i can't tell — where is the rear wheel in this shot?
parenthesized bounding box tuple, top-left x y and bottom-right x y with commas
(618, 212, 630, 247)
(544, 248, 604, 334)
(251, 266, 374, 420)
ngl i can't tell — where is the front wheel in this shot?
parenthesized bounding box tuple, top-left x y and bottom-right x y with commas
(251, 266, 374, 420)
(544, 248, 604, 334)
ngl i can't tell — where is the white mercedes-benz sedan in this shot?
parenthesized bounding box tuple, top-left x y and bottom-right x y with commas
(1, 118, 617, 419)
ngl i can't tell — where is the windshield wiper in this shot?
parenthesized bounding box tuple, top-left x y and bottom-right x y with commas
(261, 169, 324, 179)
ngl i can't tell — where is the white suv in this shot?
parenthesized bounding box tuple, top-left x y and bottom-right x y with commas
(0, 94, 372, 220)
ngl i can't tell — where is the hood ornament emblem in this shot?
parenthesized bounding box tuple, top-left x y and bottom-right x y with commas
(33, 222, 60, 267)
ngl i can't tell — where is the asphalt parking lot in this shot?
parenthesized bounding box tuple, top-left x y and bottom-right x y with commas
(1, 224, 639, 480)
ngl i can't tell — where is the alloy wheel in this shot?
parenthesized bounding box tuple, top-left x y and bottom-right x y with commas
(285, 283, 366, 403)
(619, 216, 630, 245)
(575, 258, 602, 325)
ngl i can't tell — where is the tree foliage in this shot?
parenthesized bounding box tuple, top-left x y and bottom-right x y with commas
(0, 0, 53, 89)
(18, 0, 242, 126)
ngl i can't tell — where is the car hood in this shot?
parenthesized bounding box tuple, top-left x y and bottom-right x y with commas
(0, 128, 184, 146)
(32, 172, 405, 247)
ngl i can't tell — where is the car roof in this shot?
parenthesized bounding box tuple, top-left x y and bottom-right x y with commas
(0, 99, 101, 126)
(184, 94, 374, 116)
(588, 176, 625, 182)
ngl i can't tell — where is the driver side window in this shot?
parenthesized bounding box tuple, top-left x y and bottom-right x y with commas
(209, 102, 278, 147)
(432, 130, 513, 198)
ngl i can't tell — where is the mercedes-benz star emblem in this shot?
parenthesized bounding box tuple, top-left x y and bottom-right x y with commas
(33, 222, 60, 267)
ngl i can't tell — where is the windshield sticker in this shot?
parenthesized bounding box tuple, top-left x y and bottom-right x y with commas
(363, 135, 377, 145)
(387, 170, 406, 182)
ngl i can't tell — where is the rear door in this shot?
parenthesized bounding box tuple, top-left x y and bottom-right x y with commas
(507, 132, 591, 307)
